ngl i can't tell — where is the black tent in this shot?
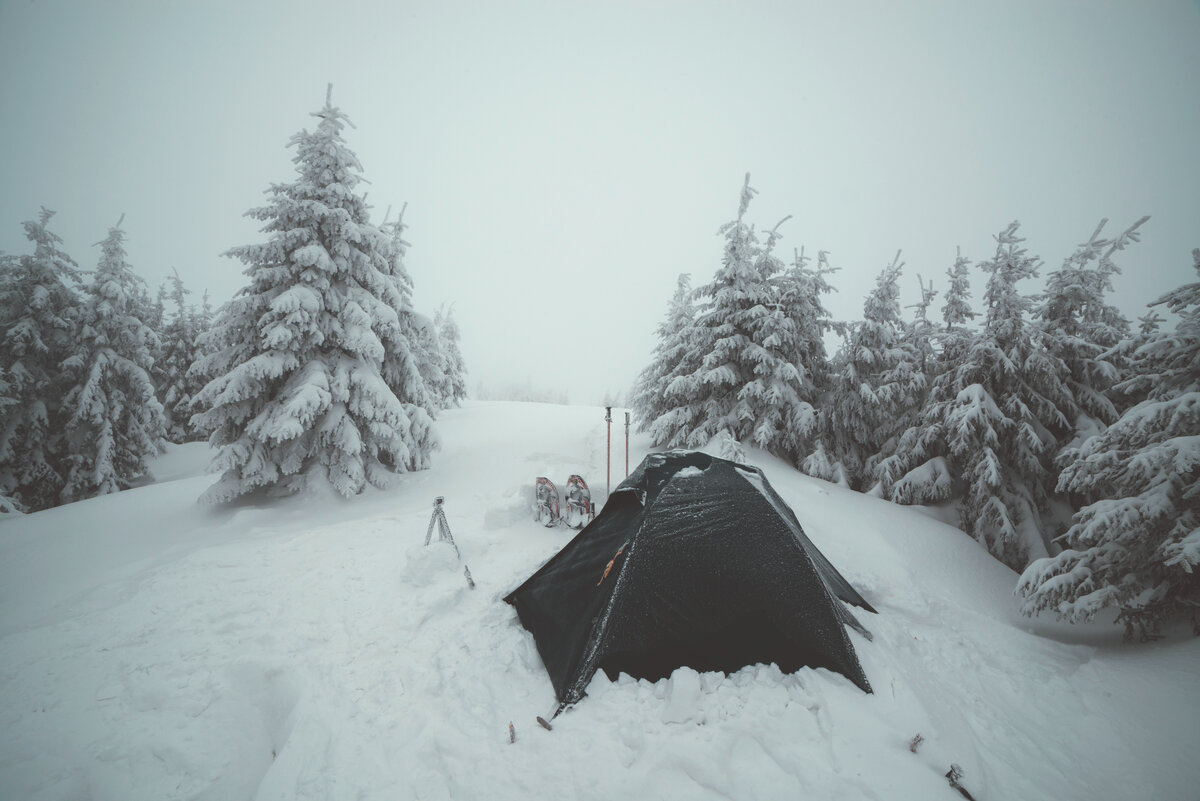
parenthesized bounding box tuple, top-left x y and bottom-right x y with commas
(505, 450, 875, 709)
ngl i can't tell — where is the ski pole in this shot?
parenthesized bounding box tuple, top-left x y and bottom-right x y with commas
(624, 411, 630, 477)
(605, 406, 612, 497)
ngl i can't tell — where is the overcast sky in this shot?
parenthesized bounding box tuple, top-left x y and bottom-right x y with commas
(3, 0, 1198, 406)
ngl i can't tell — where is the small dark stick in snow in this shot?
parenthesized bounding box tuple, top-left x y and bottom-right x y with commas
(945, 765, 976, 801)
(509, 722, 516, 744)
(536, 716, 552, 731)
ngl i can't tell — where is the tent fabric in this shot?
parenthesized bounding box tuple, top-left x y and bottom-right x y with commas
(505, 451, 875, 708)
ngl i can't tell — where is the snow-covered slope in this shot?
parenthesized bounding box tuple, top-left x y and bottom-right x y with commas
(1, 401, 1196, 801)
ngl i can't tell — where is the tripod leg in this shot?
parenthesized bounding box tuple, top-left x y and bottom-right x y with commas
(439, 510, 461, 558)
(424, 511, 438, 546)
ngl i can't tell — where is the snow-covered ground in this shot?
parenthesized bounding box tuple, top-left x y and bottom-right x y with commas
(1, 401, 1196, 801)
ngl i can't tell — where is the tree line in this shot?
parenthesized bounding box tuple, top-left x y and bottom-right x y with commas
(632, 175, 1198, 636)
(0, 87, 466, 513)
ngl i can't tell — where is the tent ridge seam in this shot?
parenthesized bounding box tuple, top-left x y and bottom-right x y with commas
(566, 525, 644, 705)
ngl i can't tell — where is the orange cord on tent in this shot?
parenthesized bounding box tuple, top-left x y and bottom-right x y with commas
(596, 544, 626, 586)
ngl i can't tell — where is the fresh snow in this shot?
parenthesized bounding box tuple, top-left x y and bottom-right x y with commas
(1, 400, 1197, 800)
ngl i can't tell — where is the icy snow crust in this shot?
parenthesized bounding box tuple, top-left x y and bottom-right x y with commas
(1, 400, 1197, 800)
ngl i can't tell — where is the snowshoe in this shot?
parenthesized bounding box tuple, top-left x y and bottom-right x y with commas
(563, 474, 594, 529)
(534, 477, 561, 527)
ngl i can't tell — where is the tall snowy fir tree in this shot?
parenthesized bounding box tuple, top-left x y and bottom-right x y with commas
(434, 305, 468, 407)
(378, 208, 438, 419)
(145, 282, 167, 343)
(647, 176, 761, 450)
(1105, 309, 1165, 413)
(632, 273, 698, 434)
(0, 358, 16, 511)
(648, 175, 810, 458)
(878, 224, 1072, 569)
(59, 219, 165, 502)
(0, 209, 82, 510)
(876, 251, 976, 506)
(904, 273, 939, 379)
(145, 281, 169, 393)
(184, 290, 217, 399)
(411, 315, 450, 413)
(817, 254, 924, 492)
(191, 88, 437, 503)
(1037, 217, 1146, 439)
(938, 248, 977, 365)
(157, 270, 209, 442)
(1019, 249, 1200, 637)
(778, 247, 840, 467)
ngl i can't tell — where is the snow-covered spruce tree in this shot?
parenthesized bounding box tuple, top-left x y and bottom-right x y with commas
(144, 281, 169, 399)
(183, 289, 215, 384)
(1105, 310, 1165, 413)
(876, 249, 977, 506)
(1037, 217, 1146, 436)
(411, 313, 451, 413)
(0, 209, 83, 510)
(949, 225, 1074, 567)
(905, 273, 939, 378)
(157, 269, 210, 442)
(632, 273, 699, 435)
(780, 247, 840, 466)
(434, 305, 468, 407)
(143, 281, 166, 341)
(379, 207, 439, 419)
(191, 88, 437, 503)
(650, 175, 809, 457)
(647, 176, 760, 449)
(881, 224, 1072, 569)
(938, 247, 977, 366)
(1019, 249, 1200, 636)
(59, 219, 165, 502)
(820, 253, 925, 491)
(0, 362, 17, 512)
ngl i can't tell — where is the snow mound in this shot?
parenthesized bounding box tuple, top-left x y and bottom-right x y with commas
(402, 541, 462, 587)
(482, 487, 531, 530)
(661, 667, 703, 724)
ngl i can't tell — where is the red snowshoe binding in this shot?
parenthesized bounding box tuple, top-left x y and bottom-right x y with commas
(563, 474, 595, 529)
(534, 477, 561, 527)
